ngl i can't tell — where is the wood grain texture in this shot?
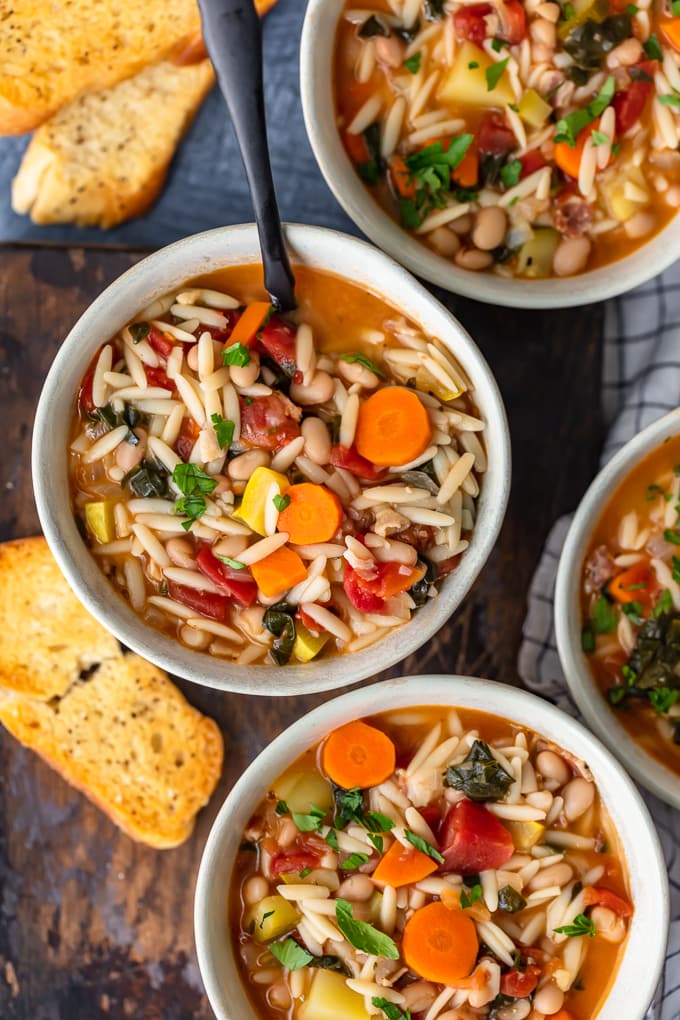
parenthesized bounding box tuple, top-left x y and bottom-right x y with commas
(0, 246, 604, 1019)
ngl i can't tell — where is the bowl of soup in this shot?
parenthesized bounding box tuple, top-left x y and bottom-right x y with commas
(32, 224, 510, 695)
(300, 0, 680, 307)
(555, 408, 680, 807)
(194, 673, 668, 1020)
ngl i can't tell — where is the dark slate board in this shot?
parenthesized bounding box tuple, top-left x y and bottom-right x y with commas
(0, 0, 357, 247)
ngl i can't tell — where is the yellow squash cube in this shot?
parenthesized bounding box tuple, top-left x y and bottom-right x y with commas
(275, 769, 334, 815)
(518, 89, 552, 129)
(298, 969, 372, 1020)
(438, 41, 514, 110)
(84, 501, 116, 544)
(245, 895, 300, 943)
(293, 623, 330, 663)
(232, 466, 289, 535)
(505, 819, 546, 851)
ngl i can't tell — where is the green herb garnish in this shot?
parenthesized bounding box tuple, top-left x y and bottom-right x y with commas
(172, 463, 217, 530)
(582, 625, 596, 653)
(339, 352, 385, 377)
(592, 594, 617, 634)
(486, 57, 509, 91)
(649, 687, 679, 715)
(554, 913, 597, 938)
(215, 554, 246, 570)
(211, 412, 235, 448)
(340, 852, 370, 871)
(666, 529, 680, 545)
(404, 830, 445, 863)
(460, 883, 483, 909)
(404, 51, 421, 74)
(654, 589, 674, 618)
(222, 341, 251, 367)
(554, 76, 615, 147)
(372, 999, 411, 1020)
(269, 939, 314, 970)
(643, 33, 662, 60)
(335, 899, 399, 958)
(291, 805, 326, 833)
(500, 159, 522, 188)
(273, 493, 291, 512)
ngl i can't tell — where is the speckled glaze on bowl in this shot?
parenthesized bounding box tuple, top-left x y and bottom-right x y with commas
(299, 0, 680, 309)
(194, 673, 668, 1020)
(32, 224, 510, 696)
(555, 408, 680, 808)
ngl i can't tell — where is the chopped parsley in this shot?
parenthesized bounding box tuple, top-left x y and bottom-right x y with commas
(273, 493, 291, 512)
(554, 913, 597, 938)
(643, 33, 663, 61)
(210, 412, 235, 448)
(647, 483, 671, 501)
(554, 76, 615, 147)
(563, 1, 575, 18)
(654, 589, 674, 618)
(591, 130, 610, 146)
(591, 594, 617, 634)
(582, 625, 596, 653)
(403, 51, 422, 74)
(401, 135, 474, 227)
(340, 852, 370, 871)
(404, 830, 445, 863)
(460, 883, 483, 909)
(608, 685, 628, 706)
(372, 999, 411, 1020)
(269, 938, 314, 970)
(339, 352, 385, 377)
(468, 60, 480, 69)
(486, 57, 509, 92)
(291, 805, 326, 832)
(275, 800, 288, 815)
(659, 94, 680, 108)
(673, 0, 680, 14)
(299, 867, 312, 879)
(500, 159, 522, 188)
(491, 37, 508, 51)
(335, 899, 399, 958)
(222, 341, 251, 367)
(672, 555, 680, 584)
(622, 601, 644, 627)
(649, 687, 679, 715)
(215, 553, 246, 570)
(625, 2, 638, 11)
(172, 463, 217, 530)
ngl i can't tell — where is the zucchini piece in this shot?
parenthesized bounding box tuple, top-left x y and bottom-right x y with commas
(232, 466, 289, 535)
(298, 969, 372, 1020)
(84, 501, 117, 544)
(504, 819, 546, 851)
(516, 228, 560, 278)
(518, 89, 552, 128)
(245, 894, 300, 943)
(438, 41, 514, 109)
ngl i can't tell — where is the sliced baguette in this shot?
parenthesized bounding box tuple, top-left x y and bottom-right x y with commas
(0, 654, 224, 849)
(12, 59, 215, 229)
(0, 535, 121, 700)
(0, 0, 203, 135)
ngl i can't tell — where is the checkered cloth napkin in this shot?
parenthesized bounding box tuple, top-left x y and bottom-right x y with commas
(519, 268, 680, 1019)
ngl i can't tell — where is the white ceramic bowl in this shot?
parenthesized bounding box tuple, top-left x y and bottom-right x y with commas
(32, 224, 510, 696)
(555, 408, 680, 808)
(300, 0, 680, 309)
(194, 673, 668, 1020)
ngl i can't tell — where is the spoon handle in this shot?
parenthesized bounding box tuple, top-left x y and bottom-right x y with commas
(197, 0, 296, 311)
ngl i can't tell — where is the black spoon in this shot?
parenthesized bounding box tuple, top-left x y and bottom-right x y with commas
(197, 0, 296, 312)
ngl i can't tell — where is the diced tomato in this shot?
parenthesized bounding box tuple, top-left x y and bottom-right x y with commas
(582, 886, 633, 918)
(343, 562, 386, 613)
(269, 849, 322, 876)
(608, 560, 657, 608)
(298, 605, 326, 633)
(330, 444, 386, 481)
(519, 150, 549, 179)
(476, 113, 516, 156)
(439, 800, 514, 875)
(239, 393, 301, 452)
(257, 316, 297, 375)
(419, 804, 443, 834)
(436, 555, 461, 579)
(148, 327, 175, 359)
(611, 63, 656, 135)
(454, 4, 491, 44)
(372, 561, 424, 599)
(167, 581, 229, 621)
(145, 365, 173, 391)
(79, 369, 96, 415)
(344, 129, 370, 165)
(175, 416, 201, 462)
(498, 0, 527, 43)
(195, 546, 258, 607)
(500, 964, 541, 998)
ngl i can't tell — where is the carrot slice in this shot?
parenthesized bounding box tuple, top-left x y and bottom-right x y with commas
(354, 387, 432, 467)
(345, 130, 370, 165)
(250, 545, 307, 598)
(402, 902, 478, 984)
(552, 1012, 578, 1020)
(276, 483, 343, 544)
(452, 145, 479, 188)
(372, 840, 438, 888)
(228, 301, 272, 347)
(608, 561, 656, 607)
(322, 720, 396, 789)
(554, 118, 614, 180)
(662, 17, 680, 51)
(388, 155, 416, 200)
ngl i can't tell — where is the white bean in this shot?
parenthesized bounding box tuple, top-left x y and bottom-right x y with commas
(374, 34, 405, 67)
(337, 358, 380, 389)
(400, 981, 438, 1012)
(624, 210, 655, 239)
(227, 449, 270, 481)
(591, 905, 627, 943)
(230, 351, 261, 388)
(553, 237, 591, 277)
(166, 537, 196, 569)
(114, 429, 146, 472)
(337, 874, 375, 901)
(243, 874, 270, 905)
(536, 750, 570, 787)
(301, 417, 332, 465)
(179, 624, 211, 649)
(528, 862, 573, 891)
(429, 226, 461, 257)
(268, 982, 292, 1010)
(563, 777, 595, 821)
(472, 206, 507, 251)
(530, 17, 556, 49)
(606, 36, 643, 68)
(454, 248, 494, 271)
(533, 983, 565, 1015)
(450, 213, 473, 234)
(289, 371, 335, 406)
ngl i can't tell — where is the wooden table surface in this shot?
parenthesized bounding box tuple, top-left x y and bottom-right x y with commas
(0, 244, 604, 1019)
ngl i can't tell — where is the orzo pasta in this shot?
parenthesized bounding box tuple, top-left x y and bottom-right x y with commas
(69, 265, 486, 666)
(580, 433, 680, 775)
(232, 706, 632, 1019)
(334, 0, 680, 277)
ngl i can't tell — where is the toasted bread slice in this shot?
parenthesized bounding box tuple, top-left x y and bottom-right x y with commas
(0, 536, 121, 700)
(0, 654, 224, 849)
(0, 0, 203, 135)
(12, 59, 215, 228)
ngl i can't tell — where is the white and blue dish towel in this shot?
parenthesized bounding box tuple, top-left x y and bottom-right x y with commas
(519, 268, 680, 1019)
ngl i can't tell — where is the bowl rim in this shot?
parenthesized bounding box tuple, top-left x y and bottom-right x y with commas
(31, 222, 511, 697)
(299, 0, 680, 309)
(194, 672, 669, 1020)
(555, 407, 680, 808)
